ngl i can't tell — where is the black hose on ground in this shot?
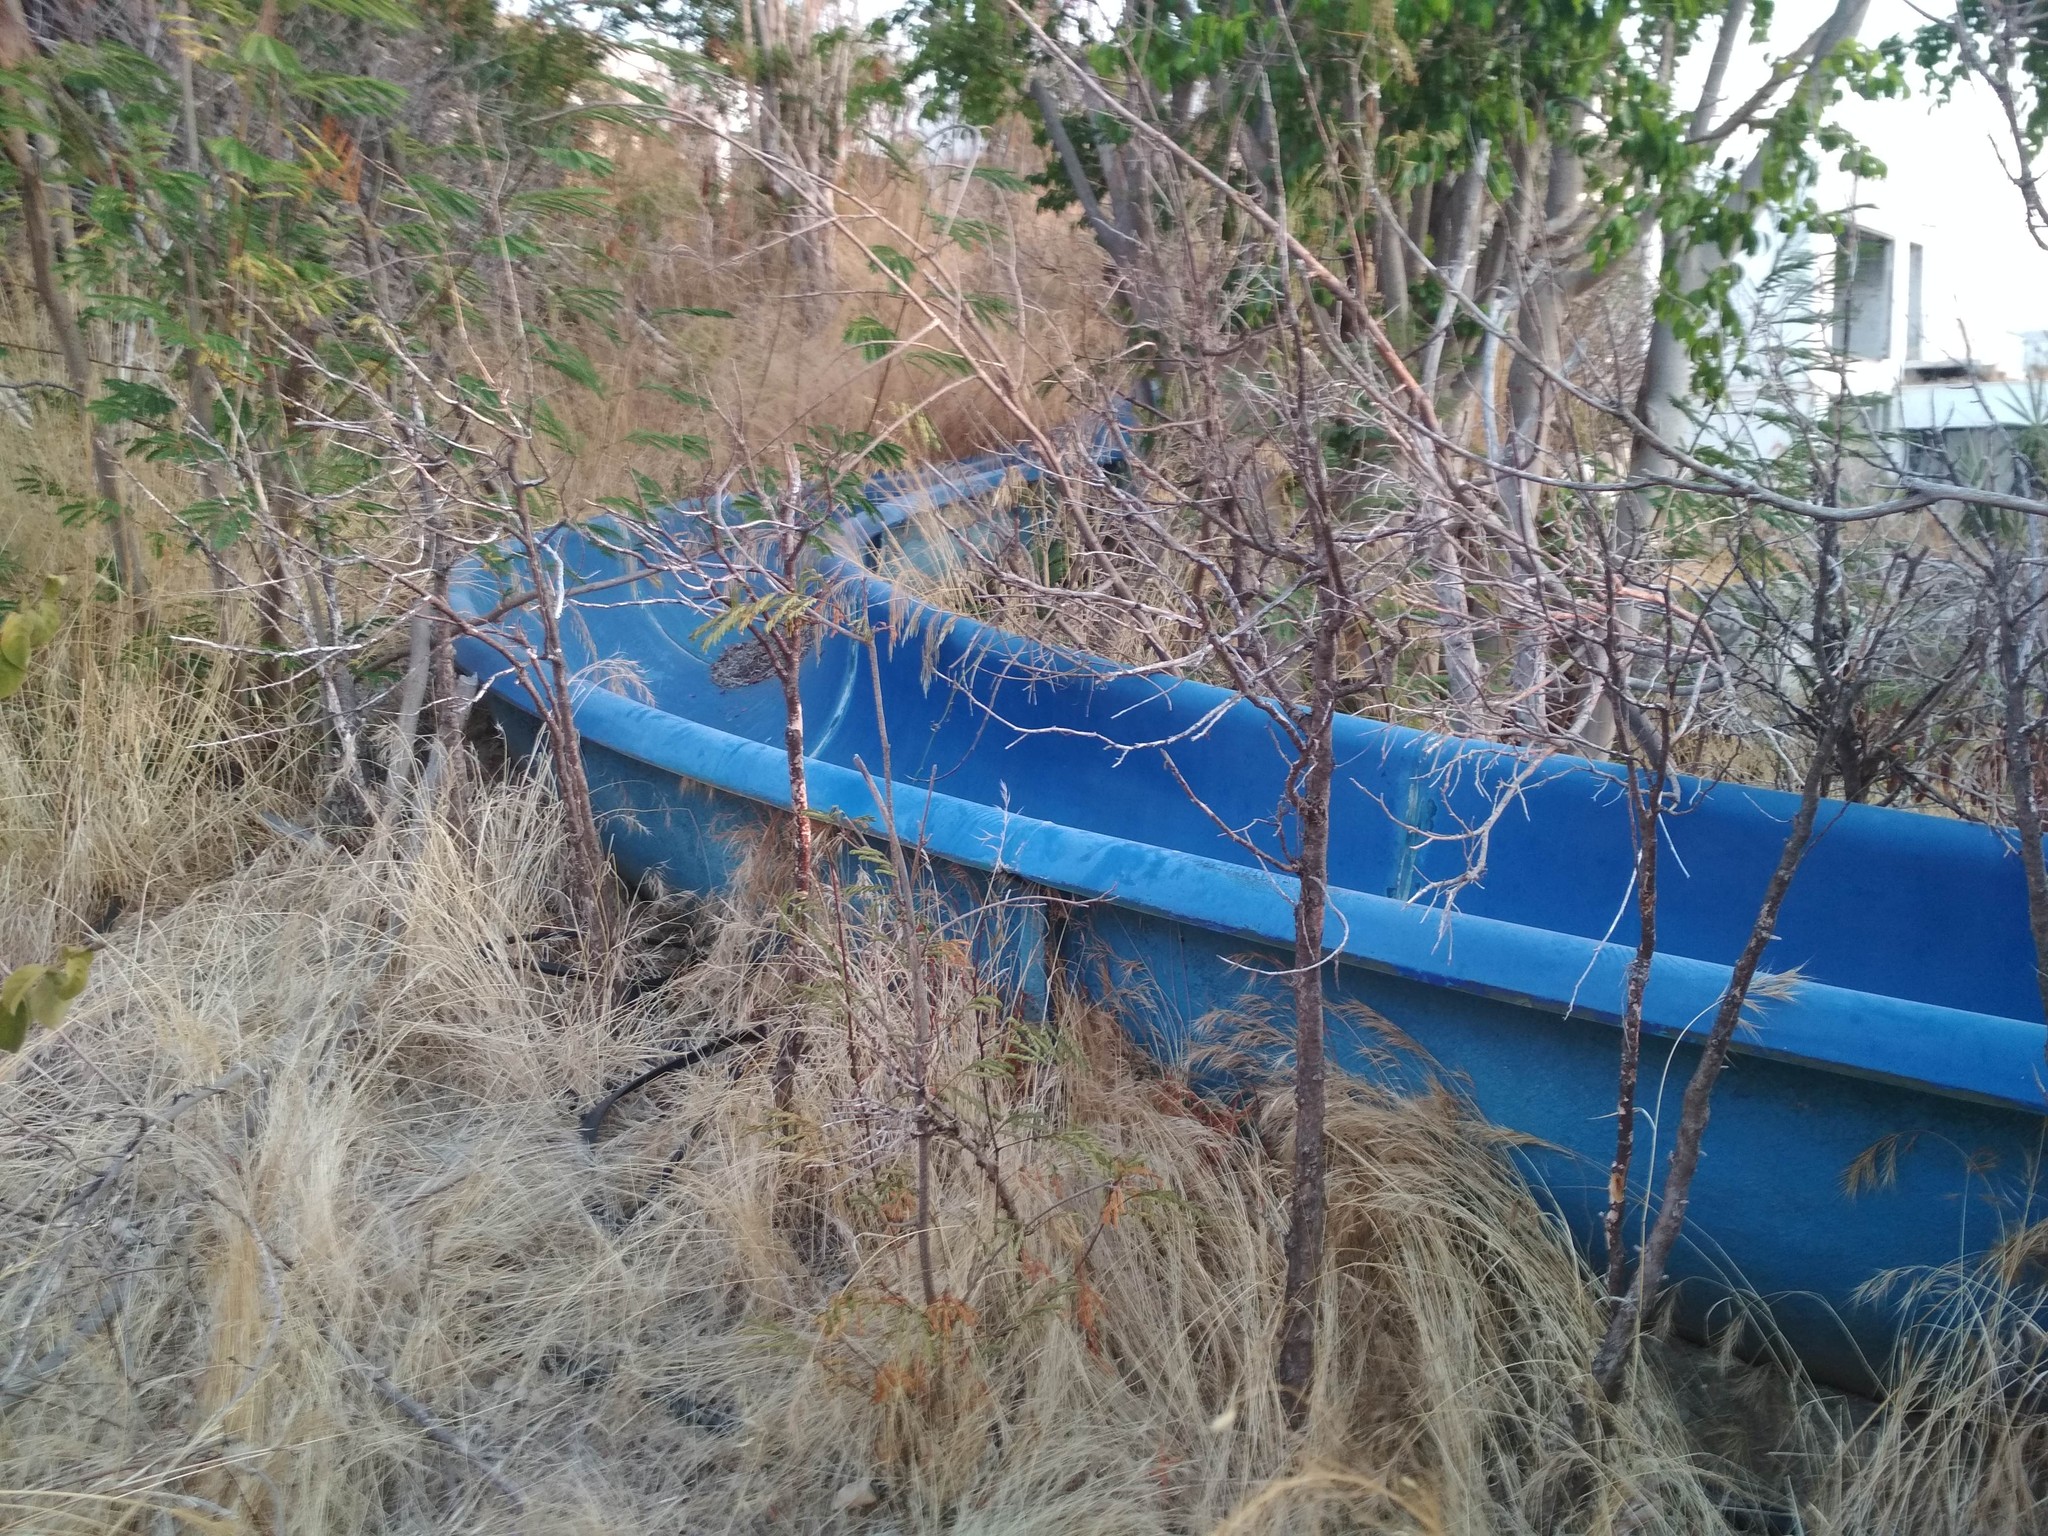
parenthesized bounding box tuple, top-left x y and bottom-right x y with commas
(577, 1025, 767, 1143)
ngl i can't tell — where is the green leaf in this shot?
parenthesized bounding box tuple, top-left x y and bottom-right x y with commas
(186, 498, 253, 551)
(638, 382, 712, 409)
(235, 30, 299, 75)
(299, 71, 409, 114)
(909, 347, 974, 378)
(83, 293, 174, 325)
(0, 946, 93, 1049)
(868, 244, 917, 284)
(971, 166, 1031, 193)
(382, 220, 446, 254)
(301, 0, 418, 26)
(558, 103, 657, 130)
(649, 305, 734, 320)
(0, 990, 28, 1052)
(404, 172, 481, 224)
(237, 31, 302, 76)
(626, 429, 711, 458)
(479, 233, 544, 259)
(535, 146, 616, 176)
(206, 135, 306, 189)
(505, 187, 611, 219)
(610, 75, 668, 106)
(456, 373, 508, 417)
(23, 577, 64, 647)
(553, 286, 624, 322)
(530, 398, 579, 452)
(535, 333, 602, 392)
(930, 214, 997, 249)
(842, 313, 898, 363)
(89, 379, 178, 425)
(964, 291, 1014, 326)
(0, 614, 31, 699)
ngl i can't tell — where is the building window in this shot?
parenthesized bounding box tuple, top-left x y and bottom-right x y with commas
(1906, 243, 1924, 361)
(1832, 231, 1894, 360)
(1906, 428, 2037, 496)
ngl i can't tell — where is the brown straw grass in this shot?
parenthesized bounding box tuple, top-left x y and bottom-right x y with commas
(2, 612, 2042, 1532)
(1, 194, 2042, 1532)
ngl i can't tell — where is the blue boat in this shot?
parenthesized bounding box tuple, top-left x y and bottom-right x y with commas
(453, 452, 2048, 1394)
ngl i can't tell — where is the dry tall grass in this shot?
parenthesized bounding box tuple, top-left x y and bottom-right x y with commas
(546, 129, 1120, 504)
(1, 145, 2043, 1531)
(3, 585, 2044, 1534)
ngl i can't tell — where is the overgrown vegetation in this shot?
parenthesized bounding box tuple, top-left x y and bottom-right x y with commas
(3, 592, 2045, 1533)
(4, 0, 2048, 1527)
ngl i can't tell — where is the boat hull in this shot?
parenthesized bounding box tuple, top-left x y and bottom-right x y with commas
(457, 490, 2048, 1396)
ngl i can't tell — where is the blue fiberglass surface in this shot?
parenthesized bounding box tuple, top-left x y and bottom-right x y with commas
(1402, 745, 2048, 1022)
(452, 503, 2048, 1081)
(452, 471, 2048, 1392)
(812, 594, 2047, 1021)
(451, 501, 2048, 1075)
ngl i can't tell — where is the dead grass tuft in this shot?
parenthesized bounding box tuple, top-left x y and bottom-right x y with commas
(2, 706, 2040, 1530)
(0, 208, 2041, 1534)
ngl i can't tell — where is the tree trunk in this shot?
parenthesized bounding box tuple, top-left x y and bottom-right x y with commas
(1276, 610, 1339, 1426)
(1589, 733, 1834, 1399)
(1603, 748, 1665, 1303)
(1424, 506, 1490, 735)
(1420, 144, 1491, 392)
(1995, 587, 2048, 1039)
(1623, 0, 1873, 555)
(769, 638, 813, 1111)
(515, 489, 613, 942)
(0, 0, 145, 598)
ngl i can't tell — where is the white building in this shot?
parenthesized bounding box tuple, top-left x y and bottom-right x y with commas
(1706, 3, 2048, 485)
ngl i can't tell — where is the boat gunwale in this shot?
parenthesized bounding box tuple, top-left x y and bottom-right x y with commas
(450, 478, 2048, 1119)
(469, 633, 2048, 1119)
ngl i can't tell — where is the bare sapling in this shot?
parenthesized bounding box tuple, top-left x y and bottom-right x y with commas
(1588, 738, 1834, 1398)
(1602, 710, 1667, 1310)
(851, 619, 941, 1307)
(1589, 528, 1861, 1400)
(1274, 580, 1340, 1424)
(387, 393, 466, 795)
(1989, 547, 2048, 1037)
(504, 472, 616, 946)
(0, 0, 145, 602)
(1270, 208, 1354, 1423)
(750, 447, 831, 900)
(1589, 531, 1724, 1319)
(657, 435, 881, 1105)
(748, 452, 825, 1108)
(753, 460, 824, 1111)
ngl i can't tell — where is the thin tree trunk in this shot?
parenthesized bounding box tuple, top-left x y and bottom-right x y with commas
(1276, 614, 1339, 1425)
(777, 653, 814, 893)
(1338, 63, 1381, 325)
(1589, 740, 1834, 1399)
(853, 674, 940, 1308)
(514, 484, 612, 941)
(1404, 178, 1433, 265)
(0, 0, 145, 598)
(1604, 749, 1665, 1303)
(1420, 144, 1491, 393)
(1373, 189, 1408, 324)
(768, 630, 814, 1111)
(1624, 0, 1872, 554)
(1028, 75, 1139, 269)
(1426, 507, 1490, 735)
(1995, 590, 2048, 1037)
(393, 605, 433, 786)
